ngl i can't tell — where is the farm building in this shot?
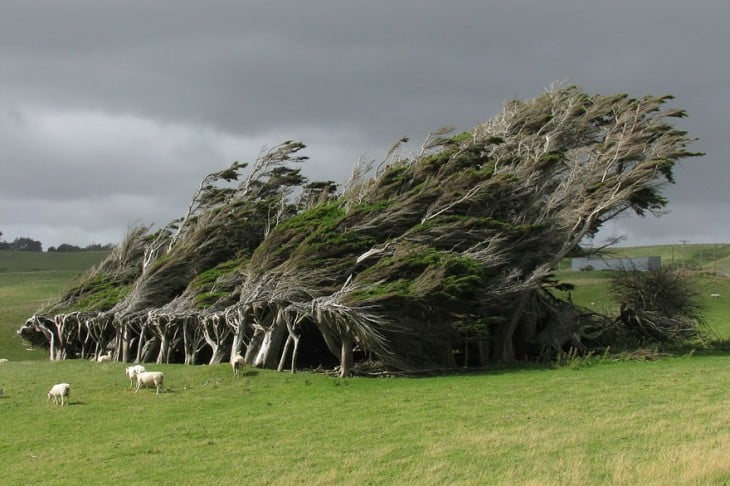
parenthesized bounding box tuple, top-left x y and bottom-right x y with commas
(571, 256, 661, 272)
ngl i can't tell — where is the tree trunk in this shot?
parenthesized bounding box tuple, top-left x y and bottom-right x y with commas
(201, 314, 231, 365)
(252, 320, 287, 369)
(48, 331, 56, 361)
(228, 312, 247, 361)
(136, 325, 148, 363)
(208, 343, 225, 365)
(51, 316, 66, 361)
(340, 332, 354, 378)
(277, 335, 293, 372)
(183, 318, 197, 365)
(121, 324, 131, 362)
(290, 334, 300, 373)
(244, 329, 264, 364)
(156, 334, 168, 364)
(494, 290, 531, 362)
(139, 337, 158, 363)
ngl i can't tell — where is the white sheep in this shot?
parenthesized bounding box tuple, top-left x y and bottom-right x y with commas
(711, 293, 720, 299)
(231, 354, 245, 376)
(0, 358, 8, 364)
(135, 371, 165, 394)
(97, 354, 112, 363)
(48, 383, 71, 406)
(125, 365, 146, 388)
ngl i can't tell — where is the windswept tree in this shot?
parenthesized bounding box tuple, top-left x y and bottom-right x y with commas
(20, 85, 702, 372)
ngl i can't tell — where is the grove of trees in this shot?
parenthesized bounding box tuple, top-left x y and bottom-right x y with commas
(18, 85, 705, 376)
(0, 235, 43, 252)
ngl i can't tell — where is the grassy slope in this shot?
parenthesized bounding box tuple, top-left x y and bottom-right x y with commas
(0, 359, 727, 484)
(609, 243, 730, 273)
(0, 251, 109, 360)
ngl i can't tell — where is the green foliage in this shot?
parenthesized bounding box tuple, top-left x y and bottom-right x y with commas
(276, 201, 345, 232)
(298, 230, 374, 268)
(347, 199, 394, 217)
(450, 131, 473, 143)
(349, 246, 486, 312)
(71, 274, 130, 312)
(189, 258, 243, 290)
(349, 278, 414, 301)
(189, 257, 246, 310)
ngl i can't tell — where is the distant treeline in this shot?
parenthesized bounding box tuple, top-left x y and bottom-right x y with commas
(47, 243, 115, 252)
(0, 232, 113, 252)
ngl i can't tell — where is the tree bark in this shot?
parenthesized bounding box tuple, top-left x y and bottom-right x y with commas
(251, 319, 287, 369)
(494, 290, 531, 362)
(227, 308, 248, 362)
(340, 332, 354, 378)
(277, 335, 293, 372)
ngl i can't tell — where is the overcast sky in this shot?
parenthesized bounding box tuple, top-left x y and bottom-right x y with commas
(1, 1, 728, 249)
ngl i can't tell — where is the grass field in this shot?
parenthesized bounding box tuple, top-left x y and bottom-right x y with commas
(0, 251, 109, 361)
(0, 248, 728, 484)
(0, 357, 728, 485)
(607, 243, 730, 273)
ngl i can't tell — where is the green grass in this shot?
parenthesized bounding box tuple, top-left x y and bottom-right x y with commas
(0, 358, 727, 484)
(0, 251, 109, 360)
(609, 243, 730, 273)
(0, 250, 110, 273)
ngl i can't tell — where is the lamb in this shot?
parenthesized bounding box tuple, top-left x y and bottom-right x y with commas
(48, 383, 71, 406)
(135, 371, 165, 394)
(125, 365, 146, 388)
(231, 354, 245, 376)
(96, 354, 112, 363)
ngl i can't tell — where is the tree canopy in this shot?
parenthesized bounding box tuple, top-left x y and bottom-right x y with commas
(19, 85, 702, 375)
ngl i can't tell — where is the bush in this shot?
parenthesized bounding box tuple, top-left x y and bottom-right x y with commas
(610, 268, 706, 344)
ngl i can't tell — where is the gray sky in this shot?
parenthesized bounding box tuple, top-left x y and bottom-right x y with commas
(2, 1, 728, 249)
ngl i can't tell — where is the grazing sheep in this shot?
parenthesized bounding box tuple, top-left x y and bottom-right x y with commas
(125, 365, 146, 388)
(135, 371, 165, 394)
(48, 383, 71, 406)
(97, 354, 112, 363)
(0, 358, 8, 364)
(711, 293, 720, 299)
(231, 354, 245, 376)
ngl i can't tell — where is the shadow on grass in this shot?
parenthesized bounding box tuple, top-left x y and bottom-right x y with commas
(48, 401, 84, 406)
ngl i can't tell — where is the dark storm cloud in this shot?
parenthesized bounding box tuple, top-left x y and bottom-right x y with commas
(1, 1, 728, 247)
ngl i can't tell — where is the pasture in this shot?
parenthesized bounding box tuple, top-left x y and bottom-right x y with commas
(0, 248, 728, 484)
(0, 251, 110, 360)
(1, 357, 728, 484)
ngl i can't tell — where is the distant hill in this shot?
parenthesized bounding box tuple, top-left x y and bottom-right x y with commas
(0, 250, 110, 273)
(589, 243, 730, 275)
